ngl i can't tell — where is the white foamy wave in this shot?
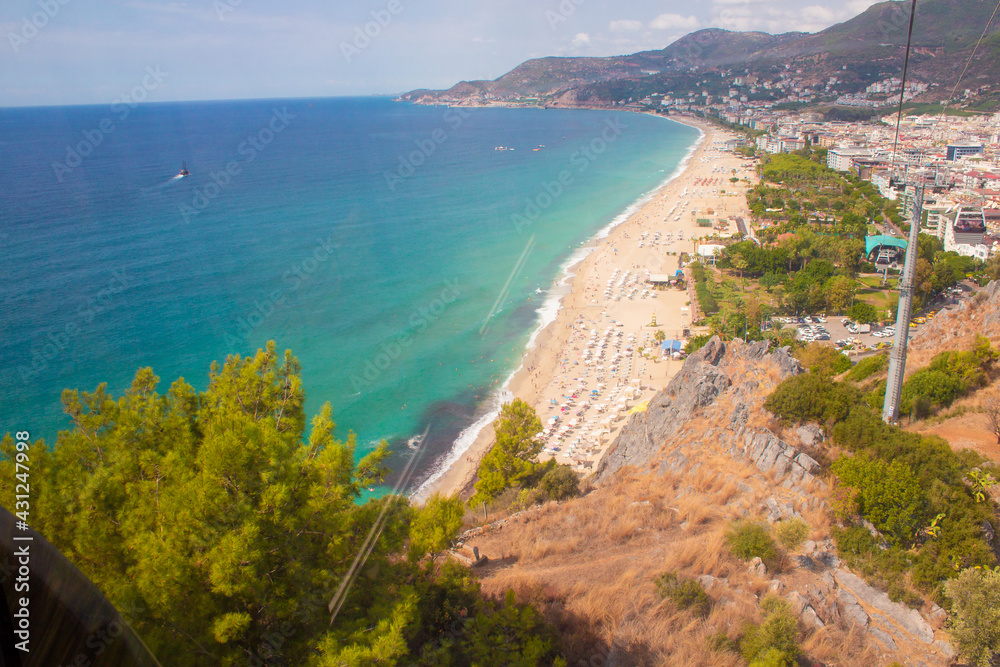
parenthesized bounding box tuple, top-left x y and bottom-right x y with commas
(410, 389, 512, 502)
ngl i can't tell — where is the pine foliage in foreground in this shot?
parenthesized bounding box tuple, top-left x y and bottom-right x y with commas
(0, 342, 564, 666)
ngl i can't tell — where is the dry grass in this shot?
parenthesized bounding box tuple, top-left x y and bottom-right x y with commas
(448, 338, 956, 665)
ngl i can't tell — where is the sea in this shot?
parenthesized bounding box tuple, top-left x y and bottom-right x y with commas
(0, 97, 700, 495)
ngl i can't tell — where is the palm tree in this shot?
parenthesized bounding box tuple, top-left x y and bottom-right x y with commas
(731, 252, 749, 291)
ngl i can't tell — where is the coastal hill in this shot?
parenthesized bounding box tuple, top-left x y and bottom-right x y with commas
(453, 300, 1000, 663)
(400, 0, 1000, 109)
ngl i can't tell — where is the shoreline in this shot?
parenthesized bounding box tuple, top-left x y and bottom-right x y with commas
(413, 114, 752, 502)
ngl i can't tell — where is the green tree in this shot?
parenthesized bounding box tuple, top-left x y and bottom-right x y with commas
(944, 568, 1000, 667)
(461, 590, 565, 667)
(765, 373, 861, 425)
(849, 301, 879, 324)
(0, 344, 402, 664)
(794, 343, 851, 377)
(538, 465, 580, 501)
(0, 345, 566, 666)
(839, 238, 866, 273)
(732, 252, 749, 289)
(824, 275, 857, 313)
(471, 399, 543, 506)
(918, 233, 944, 263)
(760, 272, 784, 292)
(410, 493, 465, 558)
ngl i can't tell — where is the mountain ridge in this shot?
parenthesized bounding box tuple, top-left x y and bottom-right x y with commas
(400, 0, 1000, 110)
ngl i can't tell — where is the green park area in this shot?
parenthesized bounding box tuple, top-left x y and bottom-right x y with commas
(687, 148, 987, 349)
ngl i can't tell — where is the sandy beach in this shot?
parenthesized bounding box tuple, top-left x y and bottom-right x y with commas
(421, 116, 755, 500)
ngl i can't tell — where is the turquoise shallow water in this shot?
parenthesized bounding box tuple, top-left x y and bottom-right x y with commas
(0, 97, 699, 490)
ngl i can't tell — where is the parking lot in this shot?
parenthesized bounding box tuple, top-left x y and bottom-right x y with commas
(772, 284, 972, 355)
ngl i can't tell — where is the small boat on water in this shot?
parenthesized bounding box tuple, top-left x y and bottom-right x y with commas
(177, 162, 190, 177)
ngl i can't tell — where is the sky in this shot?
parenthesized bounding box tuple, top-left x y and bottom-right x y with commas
(0, 0, 884, 107)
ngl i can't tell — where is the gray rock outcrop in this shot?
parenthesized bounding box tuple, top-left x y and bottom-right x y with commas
(595, 337, 802, 482)
(737, 428, 820, 484)
(835, 569, 935, 645)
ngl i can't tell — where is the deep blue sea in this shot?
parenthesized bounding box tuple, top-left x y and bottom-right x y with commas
(0, 97, 699, 492)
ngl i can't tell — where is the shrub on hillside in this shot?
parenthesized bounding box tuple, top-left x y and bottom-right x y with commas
(538, 465, 580, 501)
(944, 567, 1000, 667)
(831, 409, 998, 596)
(899, 339, 997, 416)
(900, 368, 965, 414)
(774, 518, 809, 552)
(845, 353, 888, 382)
(764, 373, 861, 425)
(654, 571, 710, 617)
(740, 595, 800, 667)
(726, 521, 778, 566)
(832, 454, 926, 547)
(793, 343, 851, 376)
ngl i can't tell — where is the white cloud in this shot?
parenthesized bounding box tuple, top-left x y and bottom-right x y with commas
(650, 13, 701, 31)
(708, 0, 887, 34)
(572, 32, 591, 47)
(800, 5, 838, 25)
(609, 19, 643, 32)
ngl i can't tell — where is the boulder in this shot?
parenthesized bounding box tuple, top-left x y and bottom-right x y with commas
(838, 589, 869, 629)
(794, 423, 825, 448)
(595, 337, 807, 483)
(801, 606, 824, 630)
(748, 557, 767, 577)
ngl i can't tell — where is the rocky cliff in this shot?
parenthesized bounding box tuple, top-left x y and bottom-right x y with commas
(597, 337, 817, 487)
